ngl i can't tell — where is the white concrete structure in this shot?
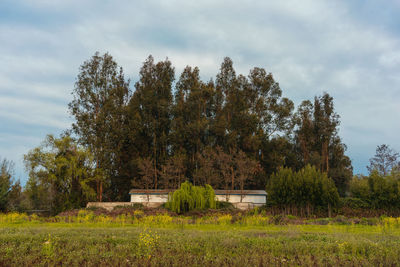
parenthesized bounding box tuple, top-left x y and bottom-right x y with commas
(129, 189, 267, 210)
(129, 189, 172, 208)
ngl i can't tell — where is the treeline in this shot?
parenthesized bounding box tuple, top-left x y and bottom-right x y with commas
(267, 144, 400, 214)
(348, 144, 400, 210)
(18, 52, 352, 209)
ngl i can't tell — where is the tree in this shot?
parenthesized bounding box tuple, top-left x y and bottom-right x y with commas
(267, 165, 339, 216)
(0, 158, 14, 211)
(159, 153, 186, 189)
(170, 66, 214, 180)
(367, 144, 399, 176)
(69, 52, 131, 201)
(135, 157, 156, 198)
(166, 181, 216, 213)
(214, 146, 234, 193)
(7, 180, 25, 212)
(129, 56, 175, 189)
(235, 150, 260, 201)
(293, 93, 352, 195)
(193, 148, 220, 187)
(24, 135, 98, 214)
(350, 170, 400, 209)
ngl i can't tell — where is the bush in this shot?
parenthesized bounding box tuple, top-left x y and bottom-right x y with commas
(216, 201, 235, 210)
(165, 182, 216, 213)
(112, 203, 144, 211)
(339, 197, 369, 209)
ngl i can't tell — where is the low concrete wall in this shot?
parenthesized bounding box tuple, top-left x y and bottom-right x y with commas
(87, 201, 260, 211)
(131, 194, 168, 203)
(87, 202, 132, 211)
(233, 202, 264, 210)
(86, 202, 164, 211)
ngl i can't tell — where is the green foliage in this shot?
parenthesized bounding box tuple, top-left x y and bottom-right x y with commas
(17, 54, 356, 208)
(166, 182, 216, 213)
(0, 158, 24, 212)
(69, 52, 131, 201)
(0, 158, 13, 211)
(24, 135, 97, 214)
(216, 201, 235, 210)
(293, 93, 352, 196)
(2, 221, 400, 266)
(349, 170, 400, 209)
(267, 165, 339, 213)
(339, 197, 369, 209)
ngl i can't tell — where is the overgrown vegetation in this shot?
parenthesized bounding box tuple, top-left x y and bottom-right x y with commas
(1, 212, 400, 266)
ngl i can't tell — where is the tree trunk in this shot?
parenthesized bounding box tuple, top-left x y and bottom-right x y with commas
(96, 180, 100, 202)
(231, 167, 234, 190)
(99, 181, 103, 202)
(154, 134, 157, 189)
(325, 141, 329, 173)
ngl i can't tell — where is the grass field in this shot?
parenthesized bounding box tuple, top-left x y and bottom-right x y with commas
(1, 212, 400, 266)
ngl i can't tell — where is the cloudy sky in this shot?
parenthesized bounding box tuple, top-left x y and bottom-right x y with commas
(1, 0, 400, 184)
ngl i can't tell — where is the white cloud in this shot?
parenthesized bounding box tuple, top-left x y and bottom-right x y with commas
(1, 0, 400, 180)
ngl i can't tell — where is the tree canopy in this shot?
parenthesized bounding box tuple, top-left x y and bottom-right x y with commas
(17, 52, 357, 213)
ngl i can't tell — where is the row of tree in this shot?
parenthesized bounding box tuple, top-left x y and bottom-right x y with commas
(348, 144, 400, 209)
(61, 52, 352, 201)
(0, 52, 355, 213)
(137, 147, 260, 194)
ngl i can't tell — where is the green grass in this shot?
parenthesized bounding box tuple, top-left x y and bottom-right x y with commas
(1, 220, 400, 266)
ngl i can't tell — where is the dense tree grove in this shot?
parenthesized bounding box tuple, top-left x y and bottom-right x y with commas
(20, 52, 358, 213)
(267, 165, 339, 216)
(66, 52, 353, 202)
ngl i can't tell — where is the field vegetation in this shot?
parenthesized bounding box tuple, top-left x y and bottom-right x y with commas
(1, 211, 400, 266)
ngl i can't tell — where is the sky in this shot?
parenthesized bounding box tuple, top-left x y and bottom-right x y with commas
(1, 0, 400, 184)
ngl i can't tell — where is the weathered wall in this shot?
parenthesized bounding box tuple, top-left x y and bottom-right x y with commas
(87, 202, 163, 211)
(87, 193, 266, 211)
(87, 202, 132, 211)
(215, 194, 266, 204)
(130, 194, 168, 203)
(129, 193, 266, 210)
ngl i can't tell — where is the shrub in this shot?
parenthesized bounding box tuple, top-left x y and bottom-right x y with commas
(339, 197, 369, 209)
(216, 201, 235, 210)
(112, 203, 144, 211)
(165, 182, 216, 213)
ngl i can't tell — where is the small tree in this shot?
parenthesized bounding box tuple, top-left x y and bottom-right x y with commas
(367, 144, 399, 176)
(166, 181, 216, 213)
(159, 154, 186, 189)
(0, 158, 14, 212)
(235, 150, 260, 202)
(193, 148, 219, 187)
(24, 135, 98, 214)
(136, 157, 156, 201)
